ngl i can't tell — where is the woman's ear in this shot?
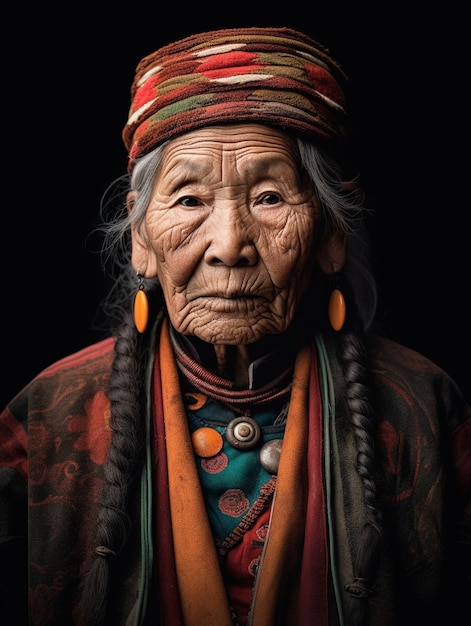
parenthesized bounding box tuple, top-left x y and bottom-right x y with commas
(126, 190, 137, 215)
(127, 191, 158, 277)
(315, 229, 348, 274)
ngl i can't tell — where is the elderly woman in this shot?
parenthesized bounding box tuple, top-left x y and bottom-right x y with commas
(0, 27, 469, 626)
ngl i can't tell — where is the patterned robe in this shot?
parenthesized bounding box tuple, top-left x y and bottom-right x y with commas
(0, 325, 470, 626)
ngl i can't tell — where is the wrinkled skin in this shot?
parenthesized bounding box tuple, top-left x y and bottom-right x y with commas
(131, 124, 345, 380)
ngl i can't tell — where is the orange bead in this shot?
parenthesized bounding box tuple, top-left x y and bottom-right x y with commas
(184, 392, 207, 411)
(328, 288, 346, 331)
(191, 427, 223, 457)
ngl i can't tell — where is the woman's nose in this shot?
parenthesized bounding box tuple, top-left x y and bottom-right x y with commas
(203, 207, 258, 267)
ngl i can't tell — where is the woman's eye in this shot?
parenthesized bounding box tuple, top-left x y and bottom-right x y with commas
(178, 196, 201, 207)
(258, 193, 281, 206)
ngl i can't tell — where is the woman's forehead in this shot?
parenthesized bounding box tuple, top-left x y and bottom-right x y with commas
(159, 124, 299, 167)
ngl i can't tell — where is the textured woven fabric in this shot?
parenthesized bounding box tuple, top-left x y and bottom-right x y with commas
(122, 27, 348, 171)
(1, 329, 470, 622)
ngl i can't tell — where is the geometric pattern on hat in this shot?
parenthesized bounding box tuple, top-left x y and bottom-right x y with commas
(122, 27, 348, 171)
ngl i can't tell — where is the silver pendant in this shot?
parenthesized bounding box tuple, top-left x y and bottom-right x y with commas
(259, 439, 283, 474)
(226, 416, 262, 450)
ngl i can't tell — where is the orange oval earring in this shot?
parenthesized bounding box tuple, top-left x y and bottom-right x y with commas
(133, 272, 149, 333)
(328, 286, 346, 331)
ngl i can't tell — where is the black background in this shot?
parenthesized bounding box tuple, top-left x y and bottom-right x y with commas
(2, 4, 469, 409)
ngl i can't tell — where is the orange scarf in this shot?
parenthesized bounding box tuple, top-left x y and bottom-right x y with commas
(157, 318, 328, 625)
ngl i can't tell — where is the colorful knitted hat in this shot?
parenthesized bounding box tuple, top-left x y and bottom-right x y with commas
(122, 27, 348, 171)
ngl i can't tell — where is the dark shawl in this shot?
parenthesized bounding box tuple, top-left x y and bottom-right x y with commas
(0, 328, 469, 625)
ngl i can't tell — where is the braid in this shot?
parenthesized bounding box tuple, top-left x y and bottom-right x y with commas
(81, 311, 147, 625)
(340, 328, 382, 626)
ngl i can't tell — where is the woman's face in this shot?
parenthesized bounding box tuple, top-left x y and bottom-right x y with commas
(132, 124, 323, 345)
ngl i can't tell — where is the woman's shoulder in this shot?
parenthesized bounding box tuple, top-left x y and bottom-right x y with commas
(366, 333, 468, 426)
(37, 336, 116, 379)
(5, 337, 116, 414)
(367, 333, 452, 379)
